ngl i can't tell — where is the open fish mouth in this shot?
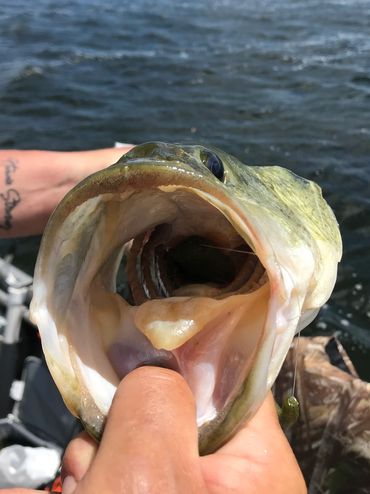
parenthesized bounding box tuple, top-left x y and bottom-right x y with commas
(30, 142, 342, 453)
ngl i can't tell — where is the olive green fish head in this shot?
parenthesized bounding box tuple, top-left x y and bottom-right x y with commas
(30, 142, 342, 453)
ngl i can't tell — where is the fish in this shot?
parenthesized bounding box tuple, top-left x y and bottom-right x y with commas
(30, 142, 342, 454)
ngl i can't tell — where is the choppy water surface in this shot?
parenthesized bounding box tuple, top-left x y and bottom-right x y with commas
(0, 0, 369, 377)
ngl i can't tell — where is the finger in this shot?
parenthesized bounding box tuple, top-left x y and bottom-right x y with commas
(202, 392, 306, 494)
(77, 366, 205, 494)
(62, 431, 98, 481)
(215, 391, 281, 457)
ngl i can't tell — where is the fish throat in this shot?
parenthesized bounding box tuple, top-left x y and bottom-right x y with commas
(122, 217, 266, 305)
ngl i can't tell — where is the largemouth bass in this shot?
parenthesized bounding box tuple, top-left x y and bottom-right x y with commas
(30, 142, 342, 454)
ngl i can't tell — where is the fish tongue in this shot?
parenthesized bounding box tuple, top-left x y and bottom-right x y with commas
(133, 296, 245, 351)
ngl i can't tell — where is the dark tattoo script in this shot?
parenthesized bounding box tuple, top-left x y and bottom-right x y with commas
(0, 189, 21, 230)
(3, 158, 18, 185)
(0, 157, 21, 230)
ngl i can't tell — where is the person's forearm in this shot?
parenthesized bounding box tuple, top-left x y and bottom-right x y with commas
(0, 146, 133, 238)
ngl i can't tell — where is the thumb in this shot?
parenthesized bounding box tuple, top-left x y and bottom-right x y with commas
(77, 366, 205, 494)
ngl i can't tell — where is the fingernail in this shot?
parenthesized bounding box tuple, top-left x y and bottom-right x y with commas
(62, 475, 77, 494)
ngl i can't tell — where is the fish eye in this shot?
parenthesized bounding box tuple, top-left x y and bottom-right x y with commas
(201, 151, 224, 181)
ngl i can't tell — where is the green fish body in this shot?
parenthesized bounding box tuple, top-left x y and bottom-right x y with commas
(30, 142, 342, 453)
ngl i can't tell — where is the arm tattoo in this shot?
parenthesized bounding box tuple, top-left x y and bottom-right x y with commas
(4, 157, 17, 185)
(0, 157, 20, 230)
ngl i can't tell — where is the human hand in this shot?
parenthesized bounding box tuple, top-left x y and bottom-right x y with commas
(4, 366, 306, 494)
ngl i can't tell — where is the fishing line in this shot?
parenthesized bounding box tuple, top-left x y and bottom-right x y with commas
(201, 244, 258, 255)
(279, 300, 302, 427)
(292, 329, 301, 397)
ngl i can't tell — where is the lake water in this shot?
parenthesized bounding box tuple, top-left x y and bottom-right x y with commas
(0, 0, 369, 377)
